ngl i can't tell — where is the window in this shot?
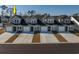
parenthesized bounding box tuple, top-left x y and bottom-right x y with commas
(65, 19, 70, 23)
(68, 26, 72, 31)
(17, 20, 18, 23)
(48, 19, 51, 23)
(19, 27, 21, 29)
(34, 20, 36, 23)
(70, 26, 73, 30)
(17, 26, 22, 30)
(32, 20, 34, 24)
(15, 20, 16, 23)
(14, 20, 20, 24)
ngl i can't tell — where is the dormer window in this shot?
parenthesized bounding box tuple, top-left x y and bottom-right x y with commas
(32, 20, 35, 23)
(48, 19, 51, 23)
(31, 19, 37, 24)
(64, 19, 70, 23)
(14, 19, 20, 24)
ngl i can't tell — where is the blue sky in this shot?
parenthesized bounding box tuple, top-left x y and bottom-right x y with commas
(7, 5, 79, 15)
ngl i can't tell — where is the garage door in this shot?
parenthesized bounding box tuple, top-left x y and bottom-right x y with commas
(41, 27, 48, 32)
(59, 26, 65, 32)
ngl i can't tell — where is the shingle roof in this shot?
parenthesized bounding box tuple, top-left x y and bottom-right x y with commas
(10, 15, 28, 25)
(73, 16, 79, 22)
(9, 15, 74, 25)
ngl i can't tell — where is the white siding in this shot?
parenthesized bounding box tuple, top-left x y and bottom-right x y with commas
(5, 26, 13, 32)
(0, 23, 3, 27)
(23, 26, 30, 32)
(74, 24, 79, 31)
(25, 18, 29, 23)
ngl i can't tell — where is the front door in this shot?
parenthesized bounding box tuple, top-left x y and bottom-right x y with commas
(48, 26, 51, 32)
(31, 26, 33, 32)
(13, 26, 23, 33)
(34, 26, 40, 33)
(65, 26, 68, 32)
(13, 27, 16, 32)
(17, 26, 23, 33)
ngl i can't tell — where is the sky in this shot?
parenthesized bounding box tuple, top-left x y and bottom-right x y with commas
(1, 5, 79, 16)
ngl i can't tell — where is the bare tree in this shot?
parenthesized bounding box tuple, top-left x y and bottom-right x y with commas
(6, 8, 13, 16)
(0, 5, 8, 16)
(27, 10, 36, 16)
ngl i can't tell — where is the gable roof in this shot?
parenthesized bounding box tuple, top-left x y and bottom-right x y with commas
(10, 15, 24, 19)
(10, 15, 27, 25)
(8, 15, 74, 25)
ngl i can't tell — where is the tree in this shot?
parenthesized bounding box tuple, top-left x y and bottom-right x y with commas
(73, 13, 79, 17)
(27, 10, 36, 16)
(0, 5, 8, 16)
(27, 10, 31, 16)
(6, 8, 13, 16)
(31, 10, 36, 15)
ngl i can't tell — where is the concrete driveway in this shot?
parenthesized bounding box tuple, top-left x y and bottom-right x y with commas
(40, 33, 60, 43)
(60, 33, 79, 43)
(0, 32, 15, 43)
(13, 33, 33, 44)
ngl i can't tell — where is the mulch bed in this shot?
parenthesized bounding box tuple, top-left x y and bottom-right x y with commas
(70, 31, 79, 37)
(5, 33, 20, 43)
(54, 33, 67, 42)
(73, 33, 79, 37)
(0, 29, 4, 34)
(32, 33, 40, 43)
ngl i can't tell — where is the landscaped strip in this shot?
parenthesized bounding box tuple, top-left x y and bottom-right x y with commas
(54, 33, 67, 42)
(0, 29, 4, 34)
(72, 32, 79, 37)
(32, 33, 40, 43)
(5, 33, 20, 43)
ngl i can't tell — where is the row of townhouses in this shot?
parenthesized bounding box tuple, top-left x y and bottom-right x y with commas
(0, 15, 76, 33)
